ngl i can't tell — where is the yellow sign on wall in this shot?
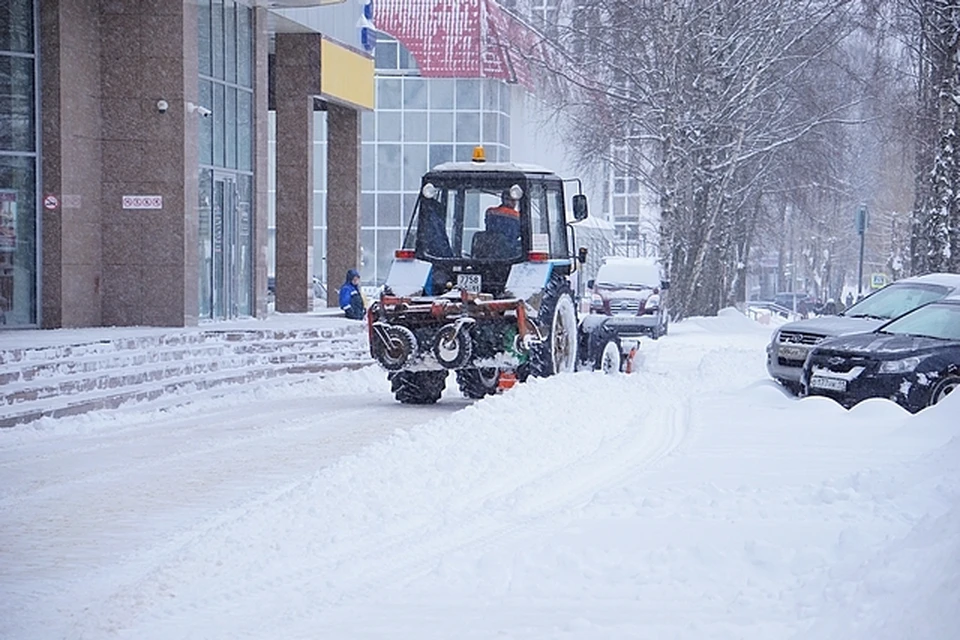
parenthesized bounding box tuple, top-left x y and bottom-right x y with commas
(320, 39, 374, 111)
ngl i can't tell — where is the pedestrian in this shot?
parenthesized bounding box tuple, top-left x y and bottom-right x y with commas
(338, 269, 365, 320)
(845, 292, 854, 308)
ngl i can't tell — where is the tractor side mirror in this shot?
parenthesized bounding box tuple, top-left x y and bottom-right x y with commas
(587, 279, 595, 289)
(577, 246, 588, 264)
(660, 280, 670, 291)
(572, 194, 588, 221)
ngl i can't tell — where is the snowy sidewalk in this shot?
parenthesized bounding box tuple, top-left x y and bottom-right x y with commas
(0, 310, 373, 428)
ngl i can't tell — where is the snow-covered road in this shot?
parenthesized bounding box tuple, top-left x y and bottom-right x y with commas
(1, 310, 957, 639)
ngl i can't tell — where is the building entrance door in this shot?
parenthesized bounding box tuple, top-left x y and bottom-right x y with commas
(199, 168, 253, 320)
(212, 173, 241, 320)
(199, 172, 243, 320)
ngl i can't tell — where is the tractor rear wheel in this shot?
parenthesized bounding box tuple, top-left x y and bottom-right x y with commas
(531, 276, 578, 377)
(389, 370, 447, 404)
(456, 368, 500, 399)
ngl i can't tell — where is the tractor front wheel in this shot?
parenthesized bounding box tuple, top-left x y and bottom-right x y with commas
(596, 338, 623, 374)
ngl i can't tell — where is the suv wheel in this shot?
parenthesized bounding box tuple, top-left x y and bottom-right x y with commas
(928, 374, 960, 407)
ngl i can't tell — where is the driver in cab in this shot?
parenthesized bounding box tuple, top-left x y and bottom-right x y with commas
(482, 191, 522, 255)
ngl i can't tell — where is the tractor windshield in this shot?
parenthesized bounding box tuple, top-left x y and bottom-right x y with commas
(405, 185, 524, 261)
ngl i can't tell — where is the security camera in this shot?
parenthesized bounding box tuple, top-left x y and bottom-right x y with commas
(186, 102, 213, 117)
(156, 99, 169, 114)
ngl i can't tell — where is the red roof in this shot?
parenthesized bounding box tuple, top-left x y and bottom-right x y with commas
(374, 0, 552, 86)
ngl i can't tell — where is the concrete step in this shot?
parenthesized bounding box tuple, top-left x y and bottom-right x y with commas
(0, 322, 374, 428)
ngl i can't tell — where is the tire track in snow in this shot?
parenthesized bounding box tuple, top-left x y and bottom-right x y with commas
(94, 374, 692, 638)
(323, 398, 691, 605)
(1, 388, 467, 639)
(0, 400, 379, 506)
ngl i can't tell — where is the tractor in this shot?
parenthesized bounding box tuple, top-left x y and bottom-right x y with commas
(366, 147, 629, 404)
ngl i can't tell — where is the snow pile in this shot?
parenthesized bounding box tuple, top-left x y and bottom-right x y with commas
(1, 310, 956, 639)
(682, 306, 772, 334)
(795, 395, 960, 640)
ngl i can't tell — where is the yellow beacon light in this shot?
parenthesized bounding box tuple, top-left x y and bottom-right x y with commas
(472, 146, 486, 163)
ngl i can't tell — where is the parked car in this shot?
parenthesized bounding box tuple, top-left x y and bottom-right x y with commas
(585, 257, 669, 339)
(766, 273, 960, 393)
(800, 295, 960, 412)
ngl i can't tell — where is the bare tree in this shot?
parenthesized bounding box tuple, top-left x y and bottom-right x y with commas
(904, 0, 960, 273)
(517, 0, 872, 318)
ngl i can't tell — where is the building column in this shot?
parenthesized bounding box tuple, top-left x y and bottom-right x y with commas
(97, 1, 195, 327)
(273, 33, 321, 313)
(253, 7, 270, 318)
(39, 0, 104, 328)
(325, 103, 362, 308)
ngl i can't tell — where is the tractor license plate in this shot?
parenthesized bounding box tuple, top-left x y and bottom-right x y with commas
(810, 375, 846, 392)
(457, 274, 482, 293)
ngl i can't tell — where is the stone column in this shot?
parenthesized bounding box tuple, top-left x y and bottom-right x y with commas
(325, 103, 362, 309)
(179, 1, 200, 326)
(98, 1, 193, 327)
(273, 33, 321, 313)
(39, 0, 104, 328)
(252, 8, 270, 318)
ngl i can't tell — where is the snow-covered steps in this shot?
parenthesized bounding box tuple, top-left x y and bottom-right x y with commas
(0, 321, 373, 428)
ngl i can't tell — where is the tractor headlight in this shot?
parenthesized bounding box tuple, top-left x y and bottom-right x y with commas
(508, 184, 524, 200)
(421, 182, 438, 199)
(879, 355, 927, 374)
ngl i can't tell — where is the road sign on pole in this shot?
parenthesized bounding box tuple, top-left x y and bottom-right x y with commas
(856, 203, 867, 295)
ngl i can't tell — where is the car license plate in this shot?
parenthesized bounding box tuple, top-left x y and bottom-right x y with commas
(810, 375, 846, 392)
(778, 345, 808, 360)
(457, 274, 481, 293)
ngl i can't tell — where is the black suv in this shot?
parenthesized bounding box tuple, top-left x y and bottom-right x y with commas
(801, 295, 960, 412)
(766, 273, 960, 393)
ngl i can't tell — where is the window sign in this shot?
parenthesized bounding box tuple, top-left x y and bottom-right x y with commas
(0, 190, 16, 251)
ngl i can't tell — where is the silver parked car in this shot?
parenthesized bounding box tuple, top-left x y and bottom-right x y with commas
(765, 273, 960, 394)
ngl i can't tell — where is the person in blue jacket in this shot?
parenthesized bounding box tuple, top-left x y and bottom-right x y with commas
(338, 269, 365, 320)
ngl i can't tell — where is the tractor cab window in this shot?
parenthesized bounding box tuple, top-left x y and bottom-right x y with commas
(413, 183, 524, 261)
(528, 183, 567, 257)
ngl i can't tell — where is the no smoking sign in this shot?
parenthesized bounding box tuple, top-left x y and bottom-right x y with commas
(43, 194, 60, 211)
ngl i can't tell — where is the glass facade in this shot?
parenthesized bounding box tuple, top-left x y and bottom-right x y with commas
(530, 0, 560, 36)
(267, 34, 515, 288)
(197, 0, 255, 319)
(610, 142, 657, 254)
(0, 0, 38, 326)
(349, 34, 512, 285)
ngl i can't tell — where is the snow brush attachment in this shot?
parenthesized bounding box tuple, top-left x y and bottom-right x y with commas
(371, 323, 418, 371)
(497, 370, 518, 392)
